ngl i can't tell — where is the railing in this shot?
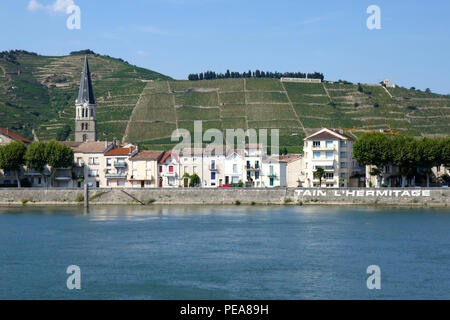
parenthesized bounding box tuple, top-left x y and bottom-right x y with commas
(114, 162, 127, 168)
(105, 173, 127, 178)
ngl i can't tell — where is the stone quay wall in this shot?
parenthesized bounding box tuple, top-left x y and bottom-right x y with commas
(0, 188, 449, 207)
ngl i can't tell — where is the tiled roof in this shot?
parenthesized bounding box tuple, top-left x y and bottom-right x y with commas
(0, 127, 32, 144)
(159, 151, 172, 163)
(131, 150, 165, 161)
(105, 147, 136, 156)
(305, 128, 355, 141)
(280, 154, 302, 163)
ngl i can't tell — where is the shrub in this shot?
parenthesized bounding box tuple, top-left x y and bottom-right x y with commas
(75, 194, 84, 202)
(284, 198, 292, 204)
(250, 201, 256, 206)
(146, 199, 156, 205)
(21, 199, 29, 205)
(234, 200, 241, 205)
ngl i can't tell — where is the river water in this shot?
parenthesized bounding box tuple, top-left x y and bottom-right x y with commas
(0, 205, 449, 299)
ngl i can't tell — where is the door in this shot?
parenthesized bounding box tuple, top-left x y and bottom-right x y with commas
(141, 181, 145, 188)
(159, 178, 163, 188)
(225, 176, 229, 185)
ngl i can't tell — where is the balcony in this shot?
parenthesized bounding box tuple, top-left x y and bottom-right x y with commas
(312, 145, 335, 151)
(54, 176, 72, 181)
(114, 162, 127, 168)
(162, 171, 176, 177)
(209, 166, 218, 171)
(129, 175, 153, 181)
(246, 166, 261, 171)
(74, 162, 85, 168)
(105, 173, 127, 179)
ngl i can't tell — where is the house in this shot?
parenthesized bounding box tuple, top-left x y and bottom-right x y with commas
(104, 146, 138, 188)
(303, 128, 360, 188)
(202, 146, 226, 187)
(281, 154, 304, 188)
(261, 155, 287, 187)
(158, 151, 180, 188)
(0, 127, 32, 146)
(128, 150, 165, 188)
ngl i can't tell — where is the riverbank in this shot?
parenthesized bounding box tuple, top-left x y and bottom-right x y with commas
(0, 188, 448, 207)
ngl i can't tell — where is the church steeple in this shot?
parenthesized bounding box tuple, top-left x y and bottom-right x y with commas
(75, 56, 97, 142)
(76, 56, 96, 105)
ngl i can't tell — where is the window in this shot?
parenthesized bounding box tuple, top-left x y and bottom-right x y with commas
(169, 166, 174, 173)
(147, 161, 152, 169)
(132, 161, 137, 169)
(232, 176, 239, 183)
(340, 162, 346, 169)
(340, 173, 346, 178)
(270, 178, 274, 186)
(77, 157, 83, 166)
(255, 171, 260, 179)
(270, 165, 274, 176)
(211, 172, 216, 180)
(146, 170, 152, 179)
(211, 160, 215, 169)
(255, 161, 260, 169)
(132, 170, 137, 178)
(325, 173, 334, 179)
(106, 158, 112, 167)
(89, 157, 99, 165)
(326, 151, 333, 159)
(340, 141, 346, 147)
(89, 170, 98, 177)
(117, 180, 125, 186)
(313, 152, 321, 159)
(246, 161, 250, 169)
(340, 152, 346, 158)
(326, 141, 333, 148)
(132, 181, 138, 188)
(107, 180, 111, 187)
(313, 141, 320, 148)
(233, 164, 238, 173)
(159, 166, 163, 173)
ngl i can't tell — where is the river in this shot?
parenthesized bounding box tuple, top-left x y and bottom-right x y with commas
(0, 205, 449, 299)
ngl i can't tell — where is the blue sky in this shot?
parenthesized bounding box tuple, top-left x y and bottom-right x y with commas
(0, 0, 449, 93)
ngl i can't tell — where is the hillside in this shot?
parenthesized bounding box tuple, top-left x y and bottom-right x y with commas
(0, 50, 171, 142)
(1, 51, 449, 152)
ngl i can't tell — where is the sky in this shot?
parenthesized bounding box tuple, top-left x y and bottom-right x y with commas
(0, 0, 449, 94)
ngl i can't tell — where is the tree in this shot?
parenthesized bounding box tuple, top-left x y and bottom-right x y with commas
(441, 137, 450, 169)
(25, 142, 49, 187)
(0, 141, 27, 187)
(416, 138, 441, 187)
(353, 133, 393, 187)
(189, 173, 200, 187)
(313, 167, 326, 188)
(45, 141, 74, 187)
(392, 135, 419, 187)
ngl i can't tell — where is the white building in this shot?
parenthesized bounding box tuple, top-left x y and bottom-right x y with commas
(303, 128, 359, 188)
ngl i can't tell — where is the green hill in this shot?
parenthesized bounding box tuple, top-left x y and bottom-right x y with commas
(0, 50, 171, 142)
(1, 51, 449, 152)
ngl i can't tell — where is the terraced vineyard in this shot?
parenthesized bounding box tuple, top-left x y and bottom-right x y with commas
(1, 51, 449, 152)
(0, 51, 171, 142)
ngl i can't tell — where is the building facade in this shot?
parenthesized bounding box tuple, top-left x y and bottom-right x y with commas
(303, 128, 359, 188)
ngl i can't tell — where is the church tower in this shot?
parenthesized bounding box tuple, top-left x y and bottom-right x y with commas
(75, 56, 97, 142)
